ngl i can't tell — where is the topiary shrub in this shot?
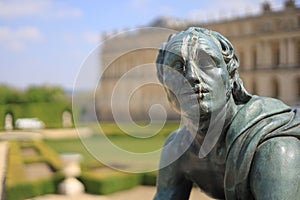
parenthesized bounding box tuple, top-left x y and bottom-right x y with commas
(79, 171, 142, 195)
(5, 141, 64, 200)
(142, 171, 158, 186)
(6, 178, 57, 200)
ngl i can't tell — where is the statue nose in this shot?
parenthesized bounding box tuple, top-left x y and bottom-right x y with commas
(185, 64, 200, 86)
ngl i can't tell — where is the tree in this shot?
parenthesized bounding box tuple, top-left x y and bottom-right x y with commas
(26, 85, 68, 103)
(0, 85, 27, 104)
(0, 84, 69, 104)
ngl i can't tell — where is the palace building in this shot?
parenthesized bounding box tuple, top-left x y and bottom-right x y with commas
(97, 0, 300, 121)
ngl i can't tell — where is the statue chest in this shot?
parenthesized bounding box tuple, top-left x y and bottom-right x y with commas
(180, 144, 226, 199)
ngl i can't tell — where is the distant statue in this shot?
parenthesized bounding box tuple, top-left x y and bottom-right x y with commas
(62, 111, 73, 128)
(154, 27, 300, 200)
(4, 113, 13, 131)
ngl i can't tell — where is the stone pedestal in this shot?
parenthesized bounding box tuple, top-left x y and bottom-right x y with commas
(58, 153, 84, 195)
(59, 177, 84, 195)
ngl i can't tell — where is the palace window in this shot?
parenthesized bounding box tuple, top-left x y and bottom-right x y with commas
(272, 41, 280, 67)
(271, 77, 280, 98)
(261, 20, 273, 32)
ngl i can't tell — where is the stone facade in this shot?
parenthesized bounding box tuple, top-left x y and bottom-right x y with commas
(201, 0, 300, 106)
(97, 0, 300, 121)
(97, 28, 180, 121)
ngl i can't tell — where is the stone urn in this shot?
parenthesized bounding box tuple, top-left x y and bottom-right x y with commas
(58, 153, 84, 195)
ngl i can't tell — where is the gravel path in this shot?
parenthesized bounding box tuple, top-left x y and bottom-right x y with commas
(30, 186, 214, 200)
(107, 186, 214, 200)
(0, 142, 8, 199)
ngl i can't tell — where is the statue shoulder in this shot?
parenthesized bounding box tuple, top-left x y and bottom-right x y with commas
(250, 136, 300, 199)
(226, 95, 292, 150)
(163, 126, 188, 146)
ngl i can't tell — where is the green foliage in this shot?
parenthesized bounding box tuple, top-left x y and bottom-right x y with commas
(0, 85, 27, 104)
(44, 121, 179, 169)
(33, 140, 63, 169)
(79, 171, 142, 195)
(0, 101, 72, 129)
(6, 142, 26, 184)
(6, 177, 59, 200)
(0, 84, 72, 130)
(44, 137, 101, 167)
(26, 85, 67, 103)
(22, 155, 45, 164)
(79, 170, 158, 195)
(45, 134, 168, 169)
(0, 84, 69, 104)
(23, 140, 62, 170)
(90, 121, 180, 136)
(142, 171, 158, 186)
(6, 140, 63, 200)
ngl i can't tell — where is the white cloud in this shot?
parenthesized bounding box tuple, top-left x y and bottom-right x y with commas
(0, 0, 82, 19)
(0, 26, 43, 51)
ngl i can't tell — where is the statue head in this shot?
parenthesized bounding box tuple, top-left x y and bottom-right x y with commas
(156, 27, 251, 120)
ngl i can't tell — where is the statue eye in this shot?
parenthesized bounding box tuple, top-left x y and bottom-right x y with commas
(196, 50, 217, 70)
(172, 60, 185, 72)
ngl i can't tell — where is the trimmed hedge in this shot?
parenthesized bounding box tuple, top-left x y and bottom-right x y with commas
(79, 171, 142, 195)
(142, 171, 158, 186)
(6, 140, 63, 200)
(6, 142, 26, 183)
(6, 139, 159, 199)
(0, 101, 72, 130)
(33, 141, 63, 169)
(6, 174, 64, 200)
(79, 170, 158, 195)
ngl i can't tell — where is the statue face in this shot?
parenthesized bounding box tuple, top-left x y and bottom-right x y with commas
(161, 35, 231, 120)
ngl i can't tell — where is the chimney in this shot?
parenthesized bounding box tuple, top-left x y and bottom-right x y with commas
(262, 1, 272, 13)
(285, 0, 296, 9)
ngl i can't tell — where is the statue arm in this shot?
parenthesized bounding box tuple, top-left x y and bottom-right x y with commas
(250, 136, 300, 200)
(154, 160, 193, 200)
(154, 131, 193, 200)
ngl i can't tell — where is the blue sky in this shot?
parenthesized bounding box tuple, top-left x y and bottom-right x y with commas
(0, 0, 295, 90)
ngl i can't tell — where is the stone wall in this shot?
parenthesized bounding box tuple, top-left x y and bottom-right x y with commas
(98, 1, 300, 121)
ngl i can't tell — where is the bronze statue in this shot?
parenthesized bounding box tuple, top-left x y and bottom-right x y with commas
(154, 27, 300, 200)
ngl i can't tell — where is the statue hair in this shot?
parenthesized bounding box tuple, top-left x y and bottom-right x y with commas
(156, 27, 252, 105)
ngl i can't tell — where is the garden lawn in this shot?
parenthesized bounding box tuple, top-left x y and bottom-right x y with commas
(45, 121, 179, 171)
(44, 134, 168, 171)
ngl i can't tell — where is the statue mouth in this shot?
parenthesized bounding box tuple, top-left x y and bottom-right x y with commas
(194, 84, 209, 100)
